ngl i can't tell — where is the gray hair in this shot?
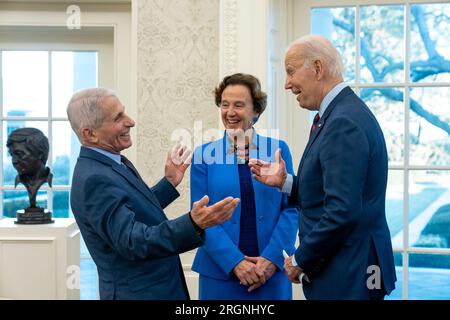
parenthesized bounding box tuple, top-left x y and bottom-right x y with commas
(67, 88, 116, 141)
(289, 35, 344, 79)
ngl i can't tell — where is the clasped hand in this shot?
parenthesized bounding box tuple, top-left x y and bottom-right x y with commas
(233, 256, 276, 292)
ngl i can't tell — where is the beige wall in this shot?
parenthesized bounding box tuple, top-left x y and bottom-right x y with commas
(135, 0, 220, 219)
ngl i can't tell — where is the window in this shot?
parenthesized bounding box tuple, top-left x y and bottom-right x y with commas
(0, 49, 99, 300)
(311, 2, 450, 299)
(1, 50, 96, 218)
(0, 22, 114, 303)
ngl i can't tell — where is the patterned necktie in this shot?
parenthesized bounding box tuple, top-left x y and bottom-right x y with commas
(120, 155, 143, 180)
(309, 113, 320, 139)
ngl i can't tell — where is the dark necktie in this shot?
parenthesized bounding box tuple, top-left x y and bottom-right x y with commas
(309, 113, 320, 139)
(120, 155, 143, 180)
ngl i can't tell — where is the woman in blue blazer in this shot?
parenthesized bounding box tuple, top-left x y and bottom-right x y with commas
(190, 73, 298, 299)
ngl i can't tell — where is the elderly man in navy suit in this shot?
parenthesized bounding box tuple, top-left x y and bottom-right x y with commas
(249, 35, 396, 299)
(67, 88, 240, 300)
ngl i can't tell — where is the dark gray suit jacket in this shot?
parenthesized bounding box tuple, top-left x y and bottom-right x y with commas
(71, 147, 204, 299)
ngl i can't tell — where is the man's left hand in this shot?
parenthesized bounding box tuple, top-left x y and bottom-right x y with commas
(284, 255, 302, 284)
(165, 143, 191, 187)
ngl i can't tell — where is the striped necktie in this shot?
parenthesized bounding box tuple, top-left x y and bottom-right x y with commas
(309, 113, 320, 139)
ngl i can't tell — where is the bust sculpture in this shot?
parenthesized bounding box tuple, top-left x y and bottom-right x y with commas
(6, 127, 54, 224)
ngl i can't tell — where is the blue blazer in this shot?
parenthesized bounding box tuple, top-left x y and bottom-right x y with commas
(190, 133, 298, 286)
(290, 86, 397, 299)
(70, 147, 204, 300)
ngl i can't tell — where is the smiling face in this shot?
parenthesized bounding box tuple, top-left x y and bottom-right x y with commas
(284, 47, 323, 111)
(220, 84, 258, 131)
(88, 96, 135, 153)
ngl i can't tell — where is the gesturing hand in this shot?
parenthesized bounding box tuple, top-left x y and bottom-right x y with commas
(190, 195, 240, 230)
(165, 143, 191, 187)
(248, 148, 287, 189)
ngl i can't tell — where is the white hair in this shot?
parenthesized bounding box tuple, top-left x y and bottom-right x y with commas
(66, 87, 117, 141)
(288, 35, 344, 79)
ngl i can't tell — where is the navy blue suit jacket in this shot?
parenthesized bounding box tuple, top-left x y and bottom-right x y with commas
(70, 147, 204, 300)
(290, 86, 396, 299)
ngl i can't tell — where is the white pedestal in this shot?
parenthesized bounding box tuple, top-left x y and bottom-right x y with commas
(0, 218, 80, 300)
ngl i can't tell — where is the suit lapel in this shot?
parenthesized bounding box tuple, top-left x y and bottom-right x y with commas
(298, 118, 325, 172)
(111, 164, 162, 209)
(79, 147, 162, 209)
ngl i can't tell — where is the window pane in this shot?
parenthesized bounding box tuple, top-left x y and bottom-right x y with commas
(52, 121, 81, 185)
(386, 252, 403, 300)
(80, 234, 94, 299)
(52, 51, 97, 118)
(80, 234, 91, 259)
(387, 170, 404, 248)
(2, 121, 48, 186)
(80, 258, 99, 300)
(2, 190, 47, 218)
(311, 7, 355, 82)
(52, 190, 70, 218)
(409, 253, 450, 299)
(2, 51, 48, 117)
(51, 52, 74, 118)
(360, 5, 404, 83)
(360, 88, 404, 165)
(409, 87, 450, 166)
(409, 170, 450, 249)
(410, 3, 450, 83)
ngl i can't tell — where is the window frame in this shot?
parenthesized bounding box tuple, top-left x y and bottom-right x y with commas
(0, 28, 113, 219)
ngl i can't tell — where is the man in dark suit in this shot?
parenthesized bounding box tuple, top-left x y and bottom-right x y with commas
(67, 88, 240, 300)
(249, 35, 396, 299)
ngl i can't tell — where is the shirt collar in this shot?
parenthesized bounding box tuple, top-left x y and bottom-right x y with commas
(319, 82, 347, 117)
(85, 146, 122, 165)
